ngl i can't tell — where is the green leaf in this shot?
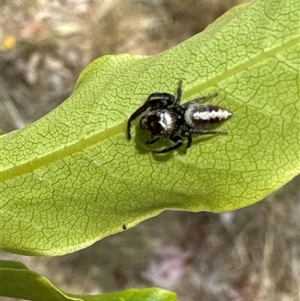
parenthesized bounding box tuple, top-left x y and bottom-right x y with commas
(1, 0, 299, 255)
(0, 260, 176, 301)
(82, 288, 176, 301)
(0, 260, 81, 301)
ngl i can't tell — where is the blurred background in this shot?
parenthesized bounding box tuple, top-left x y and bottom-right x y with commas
(1, 1, 299, 300)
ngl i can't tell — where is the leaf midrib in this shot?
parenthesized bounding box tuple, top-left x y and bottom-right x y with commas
(187, 37, 298, 98)
(1, 37, 298, 182)
(1, 122, 125, 181)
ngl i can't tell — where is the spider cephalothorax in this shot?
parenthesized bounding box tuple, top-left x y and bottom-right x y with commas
(127, 81, 233, 153)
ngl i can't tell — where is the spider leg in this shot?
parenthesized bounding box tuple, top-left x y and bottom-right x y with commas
(183, 130, 193, 151)
(174, 80, 183, 107)
(145, 92, 175, 106)
(181, 92, 218, 109)
(153, 135, 183, 154)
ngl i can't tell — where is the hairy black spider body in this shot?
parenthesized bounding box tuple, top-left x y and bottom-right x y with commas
(127, 80, 233, 153)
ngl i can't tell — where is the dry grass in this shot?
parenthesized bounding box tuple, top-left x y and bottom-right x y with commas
(1, 1, 299, 300)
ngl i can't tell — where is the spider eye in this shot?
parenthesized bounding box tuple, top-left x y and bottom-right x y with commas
(149, 116, 164, 134)
(141, 114, 164, 135)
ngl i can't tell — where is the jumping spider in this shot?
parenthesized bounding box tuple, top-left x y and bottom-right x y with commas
(127, 80, 233, 153)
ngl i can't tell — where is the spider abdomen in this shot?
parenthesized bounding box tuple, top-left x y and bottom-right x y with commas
(184, 104, 232, 128)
